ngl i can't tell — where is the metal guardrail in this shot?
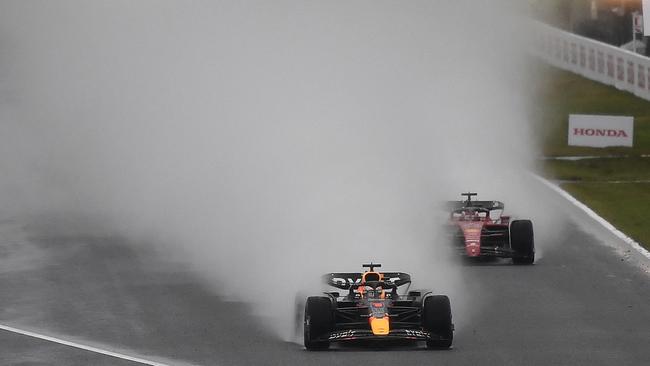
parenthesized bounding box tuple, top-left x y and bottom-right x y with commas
(532, 21, 650, 102)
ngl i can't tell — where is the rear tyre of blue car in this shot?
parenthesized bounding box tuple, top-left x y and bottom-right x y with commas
(422, 295, 453, 349)
(304, 296, 332, 350)
(511, 220, 535, 265)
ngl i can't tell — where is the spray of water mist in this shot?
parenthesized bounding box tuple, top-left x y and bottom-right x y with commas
(0, 1, 545, 340)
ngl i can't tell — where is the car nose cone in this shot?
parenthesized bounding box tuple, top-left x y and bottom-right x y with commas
(370, 317, 390, 335)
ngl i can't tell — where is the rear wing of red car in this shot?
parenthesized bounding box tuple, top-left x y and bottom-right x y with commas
(446, 200, 504, 211)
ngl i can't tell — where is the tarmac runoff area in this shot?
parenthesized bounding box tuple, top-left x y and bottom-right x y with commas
(0, 179, 649, 366)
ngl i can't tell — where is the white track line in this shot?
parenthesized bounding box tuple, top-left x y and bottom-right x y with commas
(533, 174, 650, 261)
(0, 323, 173, 366)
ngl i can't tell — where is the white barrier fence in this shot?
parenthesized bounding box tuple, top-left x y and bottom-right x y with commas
(532, 21, 650, 101)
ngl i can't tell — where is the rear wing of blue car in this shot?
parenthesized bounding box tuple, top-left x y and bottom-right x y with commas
(323, 272, 411, 289)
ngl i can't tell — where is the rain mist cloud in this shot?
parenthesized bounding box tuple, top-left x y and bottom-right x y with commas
(0, 1, 540, 339)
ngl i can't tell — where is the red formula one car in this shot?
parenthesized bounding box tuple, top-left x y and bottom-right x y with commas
(446, 192, 534, 264)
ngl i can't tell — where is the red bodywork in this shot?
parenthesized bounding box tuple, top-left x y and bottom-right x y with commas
(449, 210, 510, 257)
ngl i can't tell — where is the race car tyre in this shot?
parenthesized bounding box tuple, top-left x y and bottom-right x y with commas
(304, 296, 333, 350)
(510, 220, 535, 265)
(422, 295, 453, 349)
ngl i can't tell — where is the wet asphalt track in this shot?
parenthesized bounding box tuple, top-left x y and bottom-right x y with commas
(1, 193, 650, 366)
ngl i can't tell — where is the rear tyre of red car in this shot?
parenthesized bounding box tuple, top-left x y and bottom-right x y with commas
(422, 295, 453, 349)
(304, 296, 333, 350)
(511, 219, 535, 265)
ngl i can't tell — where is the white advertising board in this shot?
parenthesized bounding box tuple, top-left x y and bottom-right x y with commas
(634, 12, 644, 33)
(568, 115, 634, 147)
(641, 0, 650, 36)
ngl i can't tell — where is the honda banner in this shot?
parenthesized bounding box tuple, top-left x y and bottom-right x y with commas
(568, 115, 634, 147)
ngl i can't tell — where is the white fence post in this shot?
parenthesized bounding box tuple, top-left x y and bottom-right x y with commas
(531, 21, 650, 102)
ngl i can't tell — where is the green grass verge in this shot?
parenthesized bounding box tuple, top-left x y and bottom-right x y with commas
(560, 183, 650, 247)
(542, 157, 650, 182)
(538, 65, 650, 250)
